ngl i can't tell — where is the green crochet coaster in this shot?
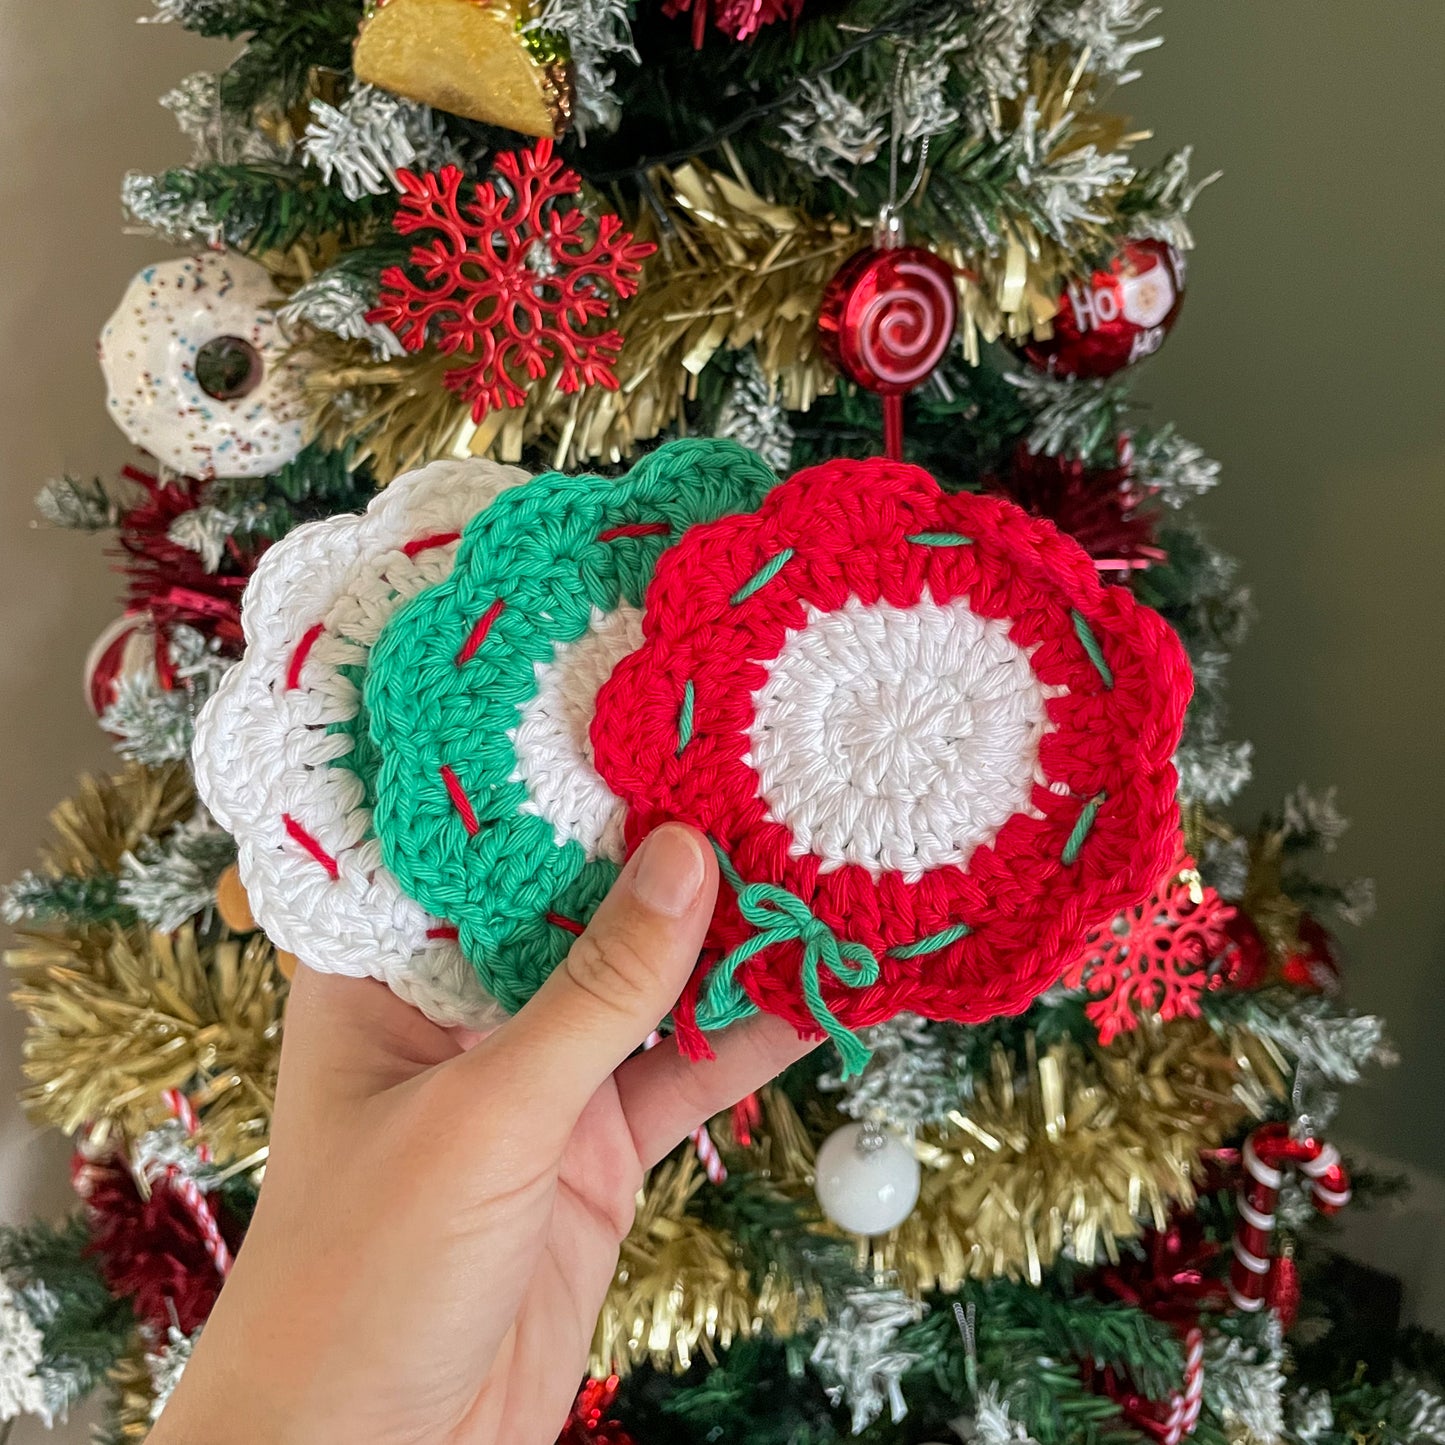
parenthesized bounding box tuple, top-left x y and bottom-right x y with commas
(364, 437, 777, 1012)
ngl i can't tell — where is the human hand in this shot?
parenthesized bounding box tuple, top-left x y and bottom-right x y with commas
(152, 824, 812, 1444)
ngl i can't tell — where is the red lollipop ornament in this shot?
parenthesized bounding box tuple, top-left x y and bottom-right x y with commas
(1023, 238, 1186, 379)
(818, 221, 959, 459)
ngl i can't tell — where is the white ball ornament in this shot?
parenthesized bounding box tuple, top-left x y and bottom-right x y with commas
(98, 253, 307, 479)
(813, 1122, 921, 1236)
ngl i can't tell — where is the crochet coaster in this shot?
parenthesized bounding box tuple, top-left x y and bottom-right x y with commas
(364, 437, 778, 1011)
(192, 456, 529, 1026)
(590, 456, 1192, 1072)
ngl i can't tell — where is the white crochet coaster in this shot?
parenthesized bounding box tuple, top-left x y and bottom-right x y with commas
(192, 457, 528, 1026)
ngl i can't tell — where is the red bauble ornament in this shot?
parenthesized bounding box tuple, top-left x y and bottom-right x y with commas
(369, 142, 655, 421)
(1281, 915, 1342, 994)
(1022, 239, 1186, 379)
(818, 241, 958, 458)
(1213, 910, 1271, 991)
(84, 613, 157, 717)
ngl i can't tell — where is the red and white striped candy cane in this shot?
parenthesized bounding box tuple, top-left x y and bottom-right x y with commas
(643, 1031, 727, 1184)
(1229, 1122, 1350, 1313)
(156, 1088, 233, 1278)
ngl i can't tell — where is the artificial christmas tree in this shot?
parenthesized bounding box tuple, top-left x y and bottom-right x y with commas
(3, 1, 1437, 1441)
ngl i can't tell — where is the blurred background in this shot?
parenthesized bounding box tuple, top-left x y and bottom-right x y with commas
(1, 3, 1442, 1436)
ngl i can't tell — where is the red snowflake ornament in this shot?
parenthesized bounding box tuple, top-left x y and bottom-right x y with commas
(369, 140, 655, 420)
(1063, 853, 1235, 1045)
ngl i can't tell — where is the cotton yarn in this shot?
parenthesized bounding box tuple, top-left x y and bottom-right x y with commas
(365, 437, 778, 1012)
(590, 456, 1192, 1067)
(191, 456, 528, 1026)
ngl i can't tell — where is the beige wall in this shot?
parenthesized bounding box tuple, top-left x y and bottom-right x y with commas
(1128, 3, 1445, 1171)
(0, 5, 1441, 1436)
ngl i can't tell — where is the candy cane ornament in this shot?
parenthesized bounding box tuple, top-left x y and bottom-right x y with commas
(156, 1087, 233, 1278)
(1229, 1122, 1350, 1313)
(817, 234, 958, 460)
(643, 1031, 727, 1183)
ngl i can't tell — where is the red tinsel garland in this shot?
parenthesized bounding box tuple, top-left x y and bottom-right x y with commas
(114, 465, 254, 658)
(987, 443, 1163, 580)
(72, 1152, 240, 1336)
(557, 1376, 636, 1445)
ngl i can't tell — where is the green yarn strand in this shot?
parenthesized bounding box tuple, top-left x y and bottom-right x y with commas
(887, 921, 972, 959)
(730, 548, 795, 605)
(700, 839, 878, 1078)
(1071, 610, 1115, 689)
(675, 679, 696, 757)
(1062, 791, 1107, 866)
(906, 532, 973, 547)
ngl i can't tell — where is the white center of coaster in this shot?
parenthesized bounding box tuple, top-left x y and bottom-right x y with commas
(512, 604, 644, 862)
(747, 592, 1059, 882)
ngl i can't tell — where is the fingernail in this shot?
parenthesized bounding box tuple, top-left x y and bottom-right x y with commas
(632, 824, 707, 917)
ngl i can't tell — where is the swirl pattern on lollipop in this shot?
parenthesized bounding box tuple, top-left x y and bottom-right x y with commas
(820, 245, 959, 395)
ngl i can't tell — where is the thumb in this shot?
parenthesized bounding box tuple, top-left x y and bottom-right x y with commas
(457, 823, 718, 1141)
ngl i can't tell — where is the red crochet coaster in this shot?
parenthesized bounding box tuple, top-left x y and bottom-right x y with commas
(590, 457, 1192, 1071)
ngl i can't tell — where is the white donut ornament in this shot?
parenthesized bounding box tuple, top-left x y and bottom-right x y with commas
(99, 253, 307, 480)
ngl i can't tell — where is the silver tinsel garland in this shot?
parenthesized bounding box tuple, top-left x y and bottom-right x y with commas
(1036, 0, 1162, 84)
(956, 1383, 1041, 1445)
(118, 815, 237, 934)
(809, 1286, 927, 1431)
(820, 1014, 965, 1127)
(777, 78, 887, 192)
(1175, 738, 1254, 807)
(166, 505, 241, 574)
(121, 171, 224, 248)
(1013, 96, 1135, 235)
(1245, 993, 1391, 1087)
(1281, 784, 1350, 853)
(1203, 1319, 1287, 1444)
(34, 476, 118, 532)
(525, 0, 637, 139)
(302, 85, 457, 202)
(1127, 148, 1217, 252)
(715, 352, 796, 475)
(1129, 426, 1222, 507)
(100, 626, 232, 767)
(278, 271, 406, 360)
(1287, 1388, 1335, 1444)
(1008, 372, 1128, 464)
(0, 1276, 45, 1425)
(140, 0, 242, 26)
(959, 0, 1037, 102)
(161, 71, 286, 167)
(146, 1327, 199, 1423)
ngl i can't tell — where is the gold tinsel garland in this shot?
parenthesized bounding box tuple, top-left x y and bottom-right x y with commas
(593, 1015, 1287, 1375)
(7, 923, 284, 1164)
(22, 762, 195, 882)
(5, 765, 285, 1165)
(883, 1021, 1280, 1292)
(107, 1345, 158, 1443)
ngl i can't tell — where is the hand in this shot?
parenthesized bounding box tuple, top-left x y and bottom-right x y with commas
(153, 824, 812, 1444)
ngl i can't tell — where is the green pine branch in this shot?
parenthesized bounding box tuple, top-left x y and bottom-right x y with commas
(139, 163, 392, 256)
